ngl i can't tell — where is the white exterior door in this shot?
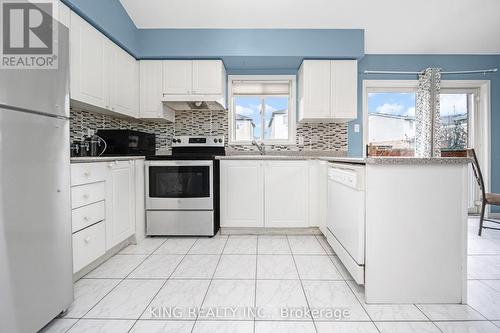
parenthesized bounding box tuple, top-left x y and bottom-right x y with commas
(162, 60, 192, 95)
(106, 161, 135, 249)
(264, 161, 309, 227)
(192, 60, 223, 95)
(220, 160, 264, 228)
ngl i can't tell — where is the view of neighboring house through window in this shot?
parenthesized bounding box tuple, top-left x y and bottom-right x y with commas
(229, 76, 295, 144)
(367, 88, 472, 156)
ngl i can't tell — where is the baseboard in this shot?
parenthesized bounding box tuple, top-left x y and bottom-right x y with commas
(220, 227, 322, 235)
(73, 235, 135, 282)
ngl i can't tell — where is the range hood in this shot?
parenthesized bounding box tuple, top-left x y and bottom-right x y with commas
(162, 96, 226, 111)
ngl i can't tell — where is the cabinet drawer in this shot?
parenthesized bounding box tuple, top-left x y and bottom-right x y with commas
(71, 182, 105, 209)
(72, 200, 105, 233)
(72, 221, 105, 273)
(71, 162, 107, 186)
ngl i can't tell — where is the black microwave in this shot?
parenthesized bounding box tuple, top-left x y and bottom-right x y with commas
(96, 129, 156, 156)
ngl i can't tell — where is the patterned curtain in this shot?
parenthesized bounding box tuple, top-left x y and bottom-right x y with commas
(415, 68, 442, 157)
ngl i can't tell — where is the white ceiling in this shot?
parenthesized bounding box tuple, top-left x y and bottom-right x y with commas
(119, 0, 500, 54)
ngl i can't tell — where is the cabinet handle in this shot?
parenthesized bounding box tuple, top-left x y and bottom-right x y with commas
(84, 171, 91, 177)
(83, 216, 89, 221)
(83, 194, 89, 199)
(108, 162, 114, 169)
(84, 237, 91, 244)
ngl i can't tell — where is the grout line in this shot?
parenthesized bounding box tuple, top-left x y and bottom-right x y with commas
(65, 239, 169, 332)
(285, 235, 319, 333)
(190, 235, 230, 333)
(128, 238, 199, 333)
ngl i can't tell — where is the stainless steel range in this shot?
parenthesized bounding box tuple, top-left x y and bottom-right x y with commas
(145, 135, 225, 236)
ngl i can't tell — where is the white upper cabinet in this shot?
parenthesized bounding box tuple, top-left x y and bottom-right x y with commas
(298, 60, 357, 123)
(70, 12, 110, 109)
(70, 11, 139, 118)
(162, 60, 193, 95)
(111, 46, 139, 117)
(139, 61, 174, 122)
(162, 60, 226, 98)
(192, 60, 225, 95)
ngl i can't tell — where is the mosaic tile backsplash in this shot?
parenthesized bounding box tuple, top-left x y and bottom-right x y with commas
(70, 109, 348, 153)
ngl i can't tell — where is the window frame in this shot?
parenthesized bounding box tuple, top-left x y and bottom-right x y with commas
(228, 75, 296, 145)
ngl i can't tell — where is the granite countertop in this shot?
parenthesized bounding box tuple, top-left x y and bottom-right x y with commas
(70, 156, 146, 163)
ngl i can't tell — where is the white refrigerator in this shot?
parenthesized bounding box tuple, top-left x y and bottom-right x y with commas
(0, 20, 73, 333)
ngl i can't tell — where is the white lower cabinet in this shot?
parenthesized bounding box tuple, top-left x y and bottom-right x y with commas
(220, 160, 310, 228)
(220, 161, 264, 228)
(70, 160, 140, 273)
(105, 160, 135, 250)
(265, 161, 309, 227)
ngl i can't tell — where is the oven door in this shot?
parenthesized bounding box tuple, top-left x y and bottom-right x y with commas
(146, 160, 213, 210)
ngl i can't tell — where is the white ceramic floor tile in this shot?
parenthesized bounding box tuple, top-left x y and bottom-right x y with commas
(330, 255, 354, 281)
(255, 321, 316, 333)
(67, 319, 135, 333)
(288, 236, 326, 255)
(223, 236, 257, 254)
(468, 280, 500, 320)
(192, 321, 254, 333)
(85, 279, 164, 319)
(302, 280, 369, 321)
(258, 236, 291, 254)
(255, 280, 309, 320)
(481, 279, 500, 292)
(469, 238, 500, 255)
(154, 238, 197, 254)
(120, 238, 167, 255)
(468, 256, 500, 279)
(257, 255, 299, 279)
(128, 255, 183, 279)
(375, 322, 441, 333)
(213, 255, 256, 279)
(85, 255, 147, 279)
(188, 237, 228, 255)
(316, 321, 379, 333)
(171, 255, 220, 279)
(64, 279, 121, 318)
(129, 320, 194, 333)
(417, 304, 486, 320)
(494, 322, 500, 329)
(294, 255, 343, 280)
(39, 319, 78, 333)
(435, 321, 500, 333)
(142, 279, 211, 320)
(200, 280, 255, 320)
(316, 236, 335, 255)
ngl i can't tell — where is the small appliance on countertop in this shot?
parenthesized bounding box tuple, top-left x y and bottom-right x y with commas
(145, 135, 225, 236)
(96, 129, 156, 156)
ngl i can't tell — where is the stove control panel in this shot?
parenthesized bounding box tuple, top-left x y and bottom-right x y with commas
(172, 136, 225, 147)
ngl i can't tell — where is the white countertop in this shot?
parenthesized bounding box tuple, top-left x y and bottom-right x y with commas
(70, 156, 146, 163)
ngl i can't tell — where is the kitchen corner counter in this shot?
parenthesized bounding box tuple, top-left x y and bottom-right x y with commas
(364, 157, 471, 165)
(70, 156, 146, 163)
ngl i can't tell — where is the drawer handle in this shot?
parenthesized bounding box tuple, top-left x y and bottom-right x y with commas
(83, 194, 90, 199)
(84, 237, 91, 244)
(84, 171, 91, 177)
(83, 216, 89, 221)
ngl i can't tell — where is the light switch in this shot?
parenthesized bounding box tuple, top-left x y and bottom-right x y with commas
(353, 124, 360, 133)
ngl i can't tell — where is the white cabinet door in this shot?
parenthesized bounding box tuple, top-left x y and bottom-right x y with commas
(162, 60, 192, 95)
(111, 46, 139, 117)
(192, 60, 223, 95)
(264, 161, 309, 228)
(220, 161, 264, 228)
(331, 60, 358, 121)
(139, 61, 174, 121)
(298, 60, 331, 121)
(70, 12, 109, 108)
(105, 161, 135, 249)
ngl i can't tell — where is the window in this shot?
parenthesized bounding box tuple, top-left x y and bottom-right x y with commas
(366, 87, 417, 156)
(440, 89, 476, 150)
(228, 75, 296, 144)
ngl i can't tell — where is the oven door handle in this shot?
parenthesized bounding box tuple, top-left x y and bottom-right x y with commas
(145, 160, 214, 167)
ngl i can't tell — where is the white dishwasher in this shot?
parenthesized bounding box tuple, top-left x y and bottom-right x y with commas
(326, 162, 366, 284)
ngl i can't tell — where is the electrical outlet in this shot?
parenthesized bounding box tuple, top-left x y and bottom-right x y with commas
(298, 136, 305, 145)
(354, 124, 360, 133)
